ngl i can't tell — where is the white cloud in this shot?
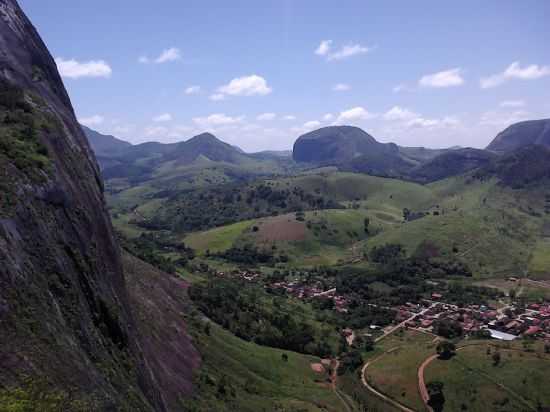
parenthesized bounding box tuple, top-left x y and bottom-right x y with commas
(193, 113, 245, 128)
(500, 100, 525, 108)
(139, 48, 182, 65)
(185, 85, 201, 95)
(333, 83, 351, 92)
(406, 115, 459, 129)
(257, 112, 276, 121)
(327, 43, 371, 61)
(419, 68, 464, 88)
(315, 40, 332, 56)
(480, 62, 550, 88)
(209, 93, 226, 101)
(283, 115, 296, 121)
(384, 106, 417, 121)
(55, 58, 112, 79)
(480, 110, 530, 126)
(144, 126, 169, 138)
(323, 113, 334, 121)
(304, 120, 321, 129)
(113, 125, 134, 135)
(155, 47, 181, 64)
(336, 107, 375, 123)
(217, 74, 272, 97)
(79, 115, 104, 127)
(153, 113, 172, 122)
(315, 40, 371, 61)
(393, 83, 415, 93)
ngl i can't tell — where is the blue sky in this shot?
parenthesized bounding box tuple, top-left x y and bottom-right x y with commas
(20, 0, 550, 152)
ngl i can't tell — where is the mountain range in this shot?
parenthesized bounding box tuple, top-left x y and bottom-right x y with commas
(2, 1, 550, 410)
(85, 117, 550, 187)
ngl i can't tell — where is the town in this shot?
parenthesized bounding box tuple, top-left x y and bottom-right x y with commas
(216, 269, 550, 343)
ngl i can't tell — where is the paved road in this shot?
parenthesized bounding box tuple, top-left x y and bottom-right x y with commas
(375, 304, 436, 343)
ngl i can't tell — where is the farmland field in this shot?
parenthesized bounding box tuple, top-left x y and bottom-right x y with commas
(365, 330, 439, 411)
(425, 342, 550, 412)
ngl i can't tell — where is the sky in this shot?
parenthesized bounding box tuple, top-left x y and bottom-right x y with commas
(19, 0, 550, 152)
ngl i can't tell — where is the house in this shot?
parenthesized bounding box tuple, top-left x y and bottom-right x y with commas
(431, 293, 443, 300)
(524, 326, 541, 337)
(421, 319, 433, 328)
(487, 329, 517, 341)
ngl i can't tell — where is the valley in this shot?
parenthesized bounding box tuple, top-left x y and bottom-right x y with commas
(98, 120, 550, 411)
(1, 1, 549, 411)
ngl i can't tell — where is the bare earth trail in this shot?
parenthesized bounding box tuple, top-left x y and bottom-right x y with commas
(330, 359, 354, 412)
(417, 354, 437, 412)
(360, 348, 416, 412)
(417, 344, 545, 412)
(357, 305, 437, 411)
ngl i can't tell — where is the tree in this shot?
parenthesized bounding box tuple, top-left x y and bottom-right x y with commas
(492, 351, 501, 366)
(364, 335, 375, 352)
(427, 381, 445, 412)
(436, 341, 456, 359)
(434, 319, 463, 339)
(509, 288, 517, 300)
(337, 350, 363, 375)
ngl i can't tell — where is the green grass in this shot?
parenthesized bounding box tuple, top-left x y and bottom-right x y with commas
(365, 330, 438, 411)
(184, 219, 254, 254)
(425, 342, 550, 412)
(186, 320, 347, 412)
(367, 178, 543, 278)
(111, 170, 550, 279)
(528, 238, 550, 279)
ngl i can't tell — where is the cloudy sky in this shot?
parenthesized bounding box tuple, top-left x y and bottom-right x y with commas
(20, 0, 550, 152)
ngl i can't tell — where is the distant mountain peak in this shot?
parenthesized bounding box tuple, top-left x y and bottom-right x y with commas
(187, 132, 220, 143)
(486, 118, 550, 153)
(81, 125, 132, 157)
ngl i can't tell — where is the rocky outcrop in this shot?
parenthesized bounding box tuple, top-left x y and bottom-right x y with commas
(0, 1, 197, 410)
(486, 118, 550, 153)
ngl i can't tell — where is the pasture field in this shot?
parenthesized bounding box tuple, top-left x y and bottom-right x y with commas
(365, 330, 438, 411)
(185, 318, 348, 412)
(529, 238, 550, 280)
(425, 342, 550, 412)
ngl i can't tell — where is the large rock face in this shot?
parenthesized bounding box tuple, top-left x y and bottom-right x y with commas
(293, 125, 383, 164)
(486, 118, 550, 153)
(292, 126, 415, 177)
(0, 1, 197, 409)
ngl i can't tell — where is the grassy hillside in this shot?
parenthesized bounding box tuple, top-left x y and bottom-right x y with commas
(185, 316, 348, 412)
(116, 170, 550, 277)
(425, 342, 550, 412)
(367, 176, 545, 278)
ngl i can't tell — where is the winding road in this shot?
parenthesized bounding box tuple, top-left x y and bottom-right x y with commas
(360, 349, 416, 412)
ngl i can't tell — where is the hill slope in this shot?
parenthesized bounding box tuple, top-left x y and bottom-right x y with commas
(486, 118, 550, 153)
(82, 124, 131, 157)
(292, 125, 474, 181)
(409, 148, 496, 183)
(293, 125, 406, 167)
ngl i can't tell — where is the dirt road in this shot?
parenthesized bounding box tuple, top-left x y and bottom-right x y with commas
(360, 349, 416, 412)
(417, 354, 437, 412)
